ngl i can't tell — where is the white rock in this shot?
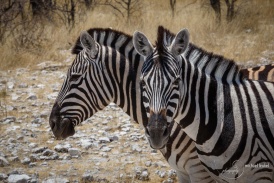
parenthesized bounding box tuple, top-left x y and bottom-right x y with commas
(54, 144, 71, 153)
(131, 144, 142, 152)
(68, 148, 81, 157)
(8, 174, 31, 183)
(0, 156, 9, 167)
(42, 177, 69, 183)
(99, 137, 110, 143)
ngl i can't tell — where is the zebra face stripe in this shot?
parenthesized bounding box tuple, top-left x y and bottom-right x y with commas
(141, 51, 182, 124)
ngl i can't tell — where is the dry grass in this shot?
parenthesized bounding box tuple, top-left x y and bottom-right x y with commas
(0, 0, 273, 71)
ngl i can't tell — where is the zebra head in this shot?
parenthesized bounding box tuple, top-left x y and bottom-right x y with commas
(133, 27, 189, 149)
(49, 31, 108, 139)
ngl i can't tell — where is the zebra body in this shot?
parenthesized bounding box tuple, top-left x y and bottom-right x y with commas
(242, 64, 274, 82)
(49, 28, 214, 183)
(133, 26, 274, 182)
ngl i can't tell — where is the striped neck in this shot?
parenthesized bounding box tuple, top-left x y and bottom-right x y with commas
(69, 28, 147, 126)
(176, 45, 243, 144)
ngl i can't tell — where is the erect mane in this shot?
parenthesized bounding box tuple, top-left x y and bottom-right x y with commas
(156, 26, 175, 53)
(156, 25, 243, 82)
(71, 28, 133, 54)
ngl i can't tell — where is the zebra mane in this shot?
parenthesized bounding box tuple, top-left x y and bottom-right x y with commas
(156, 26, 243, 82)
(156, 26, 175, 53)
(71, 28, 133, 54)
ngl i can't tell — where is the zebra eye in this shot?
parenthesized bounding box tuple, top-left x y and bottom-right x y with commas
(69, 74, 81, 82)
(173, 77, 180, 85)
(140, 80, 146, 87)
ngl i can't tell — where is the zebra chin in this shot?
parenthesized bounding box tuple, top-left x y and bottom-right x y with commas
(49, 103, 76, 140)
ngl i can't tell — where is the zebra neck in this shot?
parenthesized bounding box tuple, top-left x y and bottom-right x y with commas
(102, 47, 147, 127)
(177, 53, 229, 144)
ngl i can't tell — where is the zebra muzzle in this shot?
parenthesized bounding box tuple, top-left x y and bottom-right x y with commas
(49, 103, 75, 139)
(145, 111, 171, 149)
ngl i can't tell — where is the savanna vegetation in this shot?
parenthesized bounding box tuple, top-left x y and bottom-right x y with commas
(0, 0, 273, 70)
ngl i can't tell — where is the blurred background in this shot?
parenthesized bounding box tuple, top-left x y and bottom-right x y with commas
(0, 0, 273, 70)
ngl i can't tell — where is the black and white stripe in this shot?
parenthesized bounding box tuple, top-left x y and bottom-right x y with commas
(241, 64, 274, 82)
(133, 26, 274, 182)
(49, 28, 215, 183)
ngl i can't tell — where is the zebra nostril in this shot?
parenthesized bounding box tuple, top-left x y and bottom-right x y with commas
(163, 126, 168, 137)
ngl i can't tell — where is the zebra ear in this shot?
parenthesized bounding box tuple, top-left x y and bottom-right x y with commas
(170, 29, 189, 56)
(80, 31, 98, 58)
(133, 31, 153, 57)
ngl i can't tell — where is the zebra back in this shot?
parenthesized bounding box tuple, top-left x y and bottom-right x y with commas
(241, 64, 274, 82)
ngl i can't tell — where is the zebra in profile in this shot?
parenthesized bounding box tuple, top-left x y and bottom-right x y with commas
(133, 26, 274, 182)
(242, 64, 274, 82)
(49, 28, 215, 183)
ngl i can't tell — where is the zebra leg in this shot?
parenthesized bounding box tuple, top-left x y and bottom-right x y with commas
(176, 171, 190, 183)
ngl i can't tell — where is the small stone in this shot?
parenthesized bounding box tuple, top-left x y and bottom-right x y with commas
(39, 153, 59, 160)
(27, 93, 37, 100)
(42, 177, 69, 183)
(42, 149, 55, 156)
(145, 161, 152, 167)
(167, 170, 177, 178)
(7, 81, 14, 89)
(162, 178, 174, 183)
(99, 137, 110, 143)
(11, 94, 19, 101)
(30, 154, 39, 162)
(68, 148, 81, 157)
(32, 118, 44, 124)
(9, 156, 20, 162)
(8, 138, 16, 143)
(79, 139, 93, 150)
(156, 170, 166, 178)
(21, 157, 31, 165)
(54, 144, 71, 153)
(109, 135, 119, 141)
(41, 162, 48, 166)
(8, 174, 31, 183)
(17, 135, 24, 140)
(131, 144, 142, 152)
(0, 156, 9, 167)
(29, 143, 38, 148)
(32, 147, 47, 154)
(8, 170, 19, 175)
(29, 162, 37, 168)
(59, 154, 71, 160)
(135, 167, 149, 181)
(3, 116, 16, 123)
(0, 173, 8, 181)
(18, 83, 28, 88)
(82, 172, 94, 182)
(100, 146, 112, 152)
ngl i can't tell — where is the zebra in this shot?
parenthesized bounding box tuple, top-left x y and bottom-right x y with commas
(241, 64, 274, 82)
(133, 26, 274, 182)
(49, 27, 272, 183)
(49, 28, 215, 183)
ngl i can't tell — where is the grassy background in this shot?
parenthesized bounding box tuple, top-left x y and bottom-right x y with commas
(0, 0, 273, 70)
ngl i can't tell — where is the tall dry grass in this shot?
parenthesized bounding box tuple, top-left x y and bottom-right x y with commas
(0, 0, 273, 70)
